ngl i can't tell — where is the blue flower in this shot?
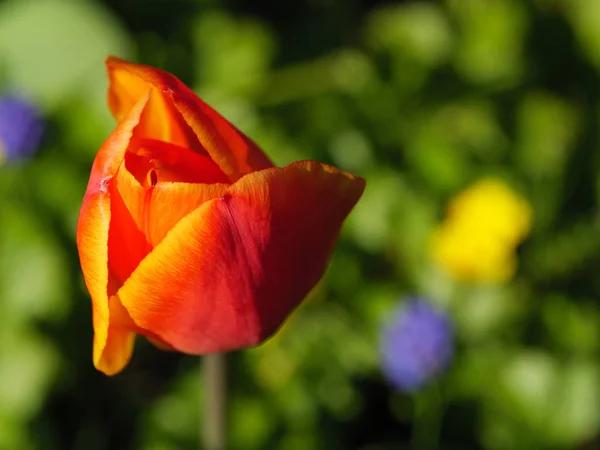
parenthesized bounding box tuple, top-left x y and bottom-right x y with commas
(380, 299, 453, 392)
(0, 95, 44, 163)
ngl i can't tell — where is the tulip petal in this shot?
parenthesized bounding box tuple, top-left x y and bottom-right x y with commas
(124, 137, 229, 185)
(106, 56, 273, 181)
(116, 160, 365, 354)
(77, 92, 149, 375)
(93, 296, 137, 376)
(79, 180, 139, 376)
(108, 171, 151, 288)
(133, 86, 204, 152)
(115, 164, 229, 248)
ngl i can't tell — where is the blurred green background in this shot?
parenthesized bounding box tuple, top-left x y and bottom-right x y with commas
(1, 0, 600, 448)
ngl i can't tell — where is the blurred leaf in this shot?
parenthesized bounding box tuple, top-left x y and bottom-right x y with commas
(57, 97, 119, 159)
(555, 361, 600, 445)
(345, 169, 405, 253)
(140, 366, 200, 449)
(392, 186, 438, 280)
(30, 157, 87, 234)
(0, 0, 132, 112)
(0, 414, 32, 450)
(524, 219, 600, 281)
(542, 295, 600, 355)
(452, 284, 528, 341)
(317, 371, 361, 419)
(0, 200, 71, 323)
(496, 352, 600, 447)
(405, 122, 470, 193)
(451, 344, 509, 398)
(0, 328, 59, 420)
(404, 100, 508, 193)
(354, 282, 401, 329)
(449, 0, 528, 86)
(230, 396, 276, 450)
(329, 128, 375, 173)
(365, 2, 453, 68)
(261, 50, 374, 106)
(246, 120, 305, 166)
(566, 0, 600, 71)
(364, 2, 452, 98)
(193, 11, 274, 99)
(515, 92, 580, 179)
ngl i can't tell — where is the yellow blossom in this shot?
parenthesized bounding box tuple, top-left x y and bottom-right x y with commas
(430, 178, 532, 283)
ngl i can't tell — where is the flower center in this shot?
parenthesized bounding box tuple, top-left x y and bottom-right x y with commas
(115, 136, 231, 250)
(124, 137, 229, 187)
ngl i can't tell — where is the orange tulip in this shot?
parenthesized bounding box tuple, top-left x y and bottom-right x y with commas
(76, 57, 365, 375)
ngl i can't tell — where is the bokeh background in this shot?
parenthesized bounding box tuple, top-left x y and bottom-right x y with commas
(1, 0, 600, 448)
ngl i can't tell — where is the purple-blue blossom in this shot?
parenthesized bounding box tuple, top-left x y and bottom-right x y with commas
(380, 299, 453, 392)
(0, 95, 44, 162)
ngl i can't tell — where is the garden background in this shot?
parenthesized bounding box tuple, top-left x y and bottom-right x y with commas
(1, 0, 600, 448)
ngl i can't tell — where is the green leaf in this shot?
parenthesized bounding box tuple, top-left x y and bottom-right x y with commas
(0, 0, 132, 112)
(449, 0, 528, 86)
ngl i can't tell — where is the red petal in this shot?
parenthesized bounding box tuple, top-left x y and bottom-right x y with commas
(116, 161, 365, 354)
(107, 172, 151, 289)
(115, 163, 229, 248)
(76, 92, 149, 375)
(106, 56, 273, 181)
(124, 137, 229, 186)
(132, 87, 205, 153)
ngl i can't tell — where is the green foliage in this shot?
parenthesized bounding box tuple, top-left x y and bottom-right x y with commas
(0, 0, 132, 112)
(2, 0, 600, 449)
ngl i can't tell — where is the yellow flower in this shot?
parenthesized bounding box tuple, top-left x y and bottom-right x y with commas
(430, 178, 532, 283)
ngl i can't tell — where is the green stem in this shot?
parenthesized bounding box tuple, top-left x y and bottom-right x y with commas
(411, 383, 444, 450)
(203, 353, 227, 450)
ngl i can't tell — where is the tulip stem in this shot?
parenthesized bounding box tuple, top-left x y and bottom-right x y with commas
(203, 353, 227, 450)
(411, 383, 443, 450)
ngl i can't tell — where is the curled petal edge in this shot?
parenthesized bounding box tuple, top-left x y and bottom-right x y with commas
(77, 92, 150, 375)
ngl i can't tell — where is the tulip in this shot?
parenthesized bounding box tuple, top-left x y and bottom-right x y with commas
(76, 57, 365, 375)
